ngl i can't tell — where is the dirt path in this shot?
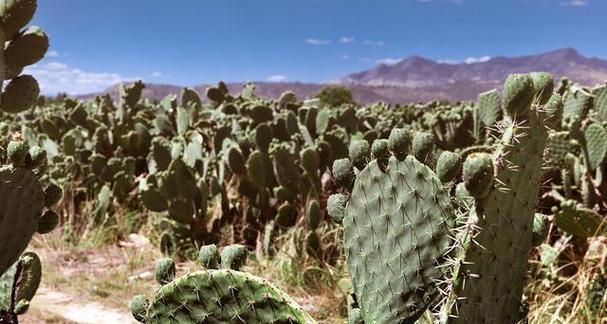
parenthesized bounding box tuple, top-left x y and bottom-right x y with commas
(29, 287, 136, 324)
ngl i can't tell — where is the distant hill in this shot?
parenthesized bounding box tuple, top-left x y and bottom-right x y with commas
(342, 48, 607, 88)
(90, 48, 606, 104)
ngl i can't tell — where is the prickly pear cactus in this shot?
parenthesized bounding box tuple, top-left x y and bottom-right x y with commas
(445, 73, 550, 323)
(0, 0, 48, 113)
(0, 135, 61, 276)
(0, 252, 42, 322)
(334, 137, 456, 323)
(131, 245, 315, 323)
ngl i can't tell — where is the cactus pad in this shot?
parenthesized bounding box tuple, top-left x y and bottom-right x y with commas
(0, 166, 44, 276)
(343, 155, 455, 323)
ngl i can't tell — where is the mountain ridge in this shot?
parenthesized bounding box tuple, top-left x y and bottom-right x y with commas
(91, 48, 607, 104)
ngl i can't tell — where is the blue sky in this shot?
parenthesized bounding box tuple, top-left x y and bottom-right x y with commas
(25, 0, 606, 95)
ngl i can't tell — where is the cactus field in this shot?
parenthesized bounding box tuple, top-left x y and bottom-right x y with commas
(1, 1, 607, 323)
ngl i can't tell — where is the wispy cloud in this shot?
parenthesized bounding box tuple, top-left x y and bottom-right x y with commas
(376, 58, 402, 65)
(464, 56, 491, 64)
(340, 36, 355, 43)
(266, 74, 288, 82)
(45, 50, 60, 58)
(559, 0, 588, 6)
(357, 57, 373, 63)
(342, 54, 350, 60)
(438, 56, 491, 65)
(24, 61, 132, 95)
(151, 71, 163, 78)
(306, 38, 331, 45)
(362, 40, 385, 47)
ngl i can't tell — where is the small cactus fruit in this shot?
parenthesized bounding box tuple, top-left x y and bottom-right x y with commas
(1, 75, 40, 113)
(129, 295, 149, 323)
(130, 265, 315, 323)
(220, 244, 247, 271)
(436, 151, 463, 183)
(530, 72, 554, 105)
(198, 244, 220, 269)
(348, 140, 370, 170)
(388, 128, 412, 161)
(462, 153, 494, 199)
(532, 213, 549, 247)
(348, 308, 363, 324)
(412, 132, 435, 162)
(326, 194, 348, 224)
(332, 158, 355, 190)
(7, 133, 29, 166)
(154, 258, 176, 285)
(503, 73, 535, 117)
(342, 152, 455, 323)
(0, 252, 42, 319)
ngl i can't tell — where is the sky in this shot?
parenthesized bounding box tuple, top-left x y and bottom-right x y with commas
(24, 0, 607, 95)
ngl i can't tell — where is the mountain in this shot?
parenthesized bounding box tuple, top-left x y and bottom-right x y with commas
(342, 48, 607, 88)
(92, 48, 607, 104)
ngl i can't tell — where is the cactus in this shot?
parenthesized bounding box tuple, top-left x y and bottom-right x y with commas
(131, 245, 315, 323)
(331, 137, 456, 323)
(0, 252, 41, 322)
(583, 123, 607, 171)
(1, 134, 61, 276)
(444, 72, 549, 323)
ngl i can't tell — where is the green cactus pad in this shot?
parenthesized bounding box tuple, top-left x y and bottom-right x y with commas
(388, 128, 412, 161)
(371, 139, 389, 162)
(0, 166, 44, 276)
(562, 88, 593, 131)
(348, 140, 370, 170)
(532, 214, 549, 247)
(0, 75, 40, 113)
(530, 72, 554, 105)
(344, 155, 455, 323)
(462, 153, 494, 199)
(198, 244, 220, 269)
(307, 200, 321, 230)
(0, 0, 38, 39)
(133, 268, 315, 323)
(220, 244, 248, 271)
(584, 123, 607, 171)
(436, 151, 463, 183)
(37, 210, 59, 234)
(476, 89, 502, 127)
(129, 295, 149, 323)
(327, 194, 347, 224)
(4, 25, 49, 71)
(154, 258, 176, 285)
(544, 131, 579, 169)
(0, 252, 41, 318)
(332, 158, 355, 190)
(503, 73, 535, 117)
(555, 200, 607, 238)
(596, 85, 607, 121)
(412, 132, 435, 162)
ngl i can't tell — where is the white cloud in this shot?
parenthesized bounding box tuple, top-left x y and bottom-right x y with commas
(266, 74, 288, 82)
(464, 56, 491, 64)
(340, 36, 355, 43)
(151, 71, 163, 78)
(45, 50, 60, 58)
(362, 40, 385, 46)
(376, 58, 402, 65)
(438, 56, 491, 65)
(24, 61, 131, 95)
(560, 0, 588, 6)
(357, 57, 373, 63)
(306, 38, 331, 45)
(342, 54, 350, 60)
